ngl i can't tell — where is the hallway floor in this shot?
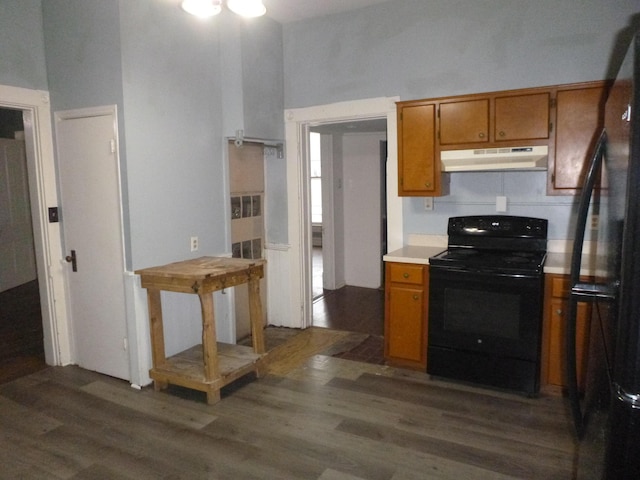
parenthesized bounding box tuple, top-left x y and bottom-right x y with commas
(311, 246, 385, 364)
(0, 280, 47, 385)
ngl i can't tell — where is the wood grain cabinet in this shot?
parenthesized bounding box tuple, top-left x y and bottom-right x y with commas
(439, 98, 489, 145)
(384, 262, 429, 370)
(439, 91, 550, 147)
(548, 81, 608, 195)
(494, 92, 550, 142)
(397, 81, 607, 198)
(397, 101, 444, 196)
(542, 274, 592, 391)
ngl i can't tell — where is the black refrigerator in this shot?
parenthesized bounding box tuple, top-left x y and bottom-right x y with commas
(567, 32, 640, 479)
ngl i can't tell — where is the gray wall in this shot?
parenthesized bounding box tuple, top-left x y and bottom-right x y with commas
(283, 0, 639, 108)
(36, 0, 285, 270)
(2, 0, 285, 354)
(41, 0, 131, 261)
(0, 0, 48, 90)
(282, 0, 640, 241)
(118, 0, 225, 270)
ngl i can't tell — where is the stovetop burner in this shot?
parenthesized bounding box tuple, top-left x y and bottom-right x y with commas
(430, 248, 546, 274)
(429, 215, 548, 275)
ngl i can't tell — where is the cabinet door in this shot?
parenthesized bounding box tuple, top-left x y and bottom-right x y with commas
(552, 85, 606, 191)
(439, 98, 489, 145)
(398, 103, 437, 195)
(386, 284, 425, 364)
(547, 298, 591, 390)
(494, 93, 550, 142)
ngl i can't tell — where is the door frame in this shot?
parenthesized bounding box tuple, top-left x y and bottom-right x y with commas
(284, 96, 402, 329)
(319, 132, 338, 290)
(0, 84, 71, 366)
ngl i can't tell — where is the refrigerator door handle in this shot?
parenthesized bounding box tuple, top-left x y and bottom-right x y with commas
(566, 129, 607, 439)
(571, 280, 619, 301)
(614, 383, 640, 408)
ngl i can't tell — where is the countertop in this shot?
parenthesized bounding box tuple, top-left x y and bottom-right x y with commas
(383, 245, 445, 266)
(383, 240, 603, 276)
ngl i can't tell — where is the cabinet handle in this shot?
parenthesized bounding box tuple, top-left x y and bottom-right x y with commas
(478, 132, 485, 139)
(425, 182, 432, 188)
(499, 131, 506, 137)
(403, 273, 410, 278)
(413, 294, 419, 300)
(556, 309, 563, 315)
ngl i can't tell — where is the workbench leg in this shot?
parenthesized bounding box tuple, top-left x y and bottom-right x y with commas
(248, 277, 266, 357)
(206, 388, 221, 405)
(147, 289, 168, 391)
(199, 292, 220, 388)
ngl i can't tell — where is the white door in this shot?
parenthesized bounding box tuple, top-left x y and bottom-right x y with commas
(55, 107, 129, 380)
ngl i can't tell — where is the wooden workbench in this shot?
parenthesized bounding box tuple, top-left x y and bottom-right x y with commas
(135, 256, 266, 404)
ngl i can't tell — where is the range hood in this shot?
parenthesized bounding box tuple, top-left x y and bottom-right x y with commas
(441, 145, 548, 172)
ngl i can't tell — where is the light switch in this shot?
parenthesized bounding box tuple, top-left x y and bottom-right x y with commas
(496, 196, 507, 212)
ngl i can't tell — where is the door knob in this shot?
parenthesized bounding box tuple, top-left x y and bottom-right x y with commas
(65, 250, 78, 272)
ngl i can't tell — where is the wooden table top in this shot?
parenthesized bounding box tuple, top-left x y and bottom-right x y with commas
(135, 256, 265, 281)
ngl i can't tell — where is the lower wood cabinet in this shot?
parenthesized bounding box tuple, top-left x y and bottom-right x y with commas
(384, 262, 428, 370)
(542, 274, 592, 391)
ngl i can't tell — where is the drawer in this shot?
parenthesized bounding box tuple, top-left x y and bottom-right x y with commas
(388, 263, 424, 285)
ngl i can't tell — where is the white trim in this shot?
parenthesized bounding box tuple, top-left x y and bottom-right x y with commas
(319, 133, 337, 289)
(0, 84, 71, 366)
(284, 96, 401, 329)
(264, 245, 293, 327)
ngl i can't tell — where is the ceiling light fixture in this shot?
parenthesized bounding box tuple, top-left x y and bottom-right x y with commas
(227, 0, 266, 18)
(181, 0, 266, 19)
(181, 0, 222, 18)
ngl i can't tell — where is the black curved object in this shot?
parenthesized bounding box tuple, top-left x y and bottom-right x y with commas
(566, 129, 607, 439)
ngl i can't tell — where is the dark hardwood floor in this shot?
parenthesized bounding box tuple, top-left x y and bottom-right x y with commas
(313, 286, 384, 336)
(0, 279, 586, 479)
(312, 246, 384, 335)
(0, 349, 581, 479)
(0, 280, 47, 385)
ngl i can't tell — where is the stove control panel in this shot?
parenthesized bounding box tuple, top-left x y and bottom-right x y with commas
(448, 215, 548, 239)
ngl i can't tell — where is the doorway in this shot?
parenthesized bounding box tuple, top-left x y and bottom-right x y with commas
(308, 120, 387, 336)
(0, 108, 46, 383)
(280, 96, 401, 331)
(0, 84, 72, 371)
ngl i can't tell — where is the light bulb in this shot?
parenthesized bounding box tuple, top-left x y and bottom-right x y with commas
(181, 0, 222, 18)
(227, 0, 266, 18)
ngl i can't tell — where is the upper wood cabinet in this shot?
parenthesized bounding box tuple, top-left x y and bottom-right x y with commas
(548, 82, 608, 195)
(439, 91, 550, 148)
(397, 80, 607, 198)
(397, 101, 445, 196)
(439, 99, 489, 145)
(494, 92, 550, 142)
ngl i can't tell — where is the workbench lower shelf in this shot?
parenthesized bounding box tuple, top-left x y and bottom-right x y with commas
(150, 343, 265, 403)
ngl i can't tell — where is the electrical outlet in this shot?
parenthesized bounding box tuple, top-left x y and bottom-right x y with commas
(424, 197, 433, 211)
(190, 236, 199, 252)
(591, 215, 599, 230)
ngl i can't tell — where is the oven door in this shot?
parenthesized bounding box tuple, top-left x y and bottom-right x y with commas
(428, 265, 544, 361)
